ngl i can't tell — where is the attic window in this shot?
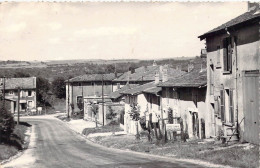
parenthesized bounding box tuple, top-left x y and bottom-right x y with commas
(223, 37, 235, 74)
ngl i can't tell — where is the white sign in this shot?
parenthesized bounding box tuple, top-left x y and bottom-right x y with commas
(166, 124, 181, 132)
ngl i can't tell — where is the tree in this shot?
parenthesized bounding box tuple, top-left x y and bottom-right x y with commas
(0, 100, 15, 143)
(91, 103, 99, 128)
(13, 71, 30, 78)
(77, 97, 84, 113)
(36, 77, 52, 107)
(106, 106, 117, 135)
(129, 103, 141, 140)
(52, 77, 66, 99)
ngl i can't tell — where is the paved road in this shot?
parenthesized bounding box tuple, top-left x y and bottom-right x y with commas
(3, 117, 207, 168)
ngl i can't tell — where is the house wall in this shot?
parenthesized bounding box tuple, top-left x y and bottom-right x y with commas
(4, 89, 37, 113)
(161, 87, 208, 139)
(66, 81, 114, 116)
(205, 22, 259, 143)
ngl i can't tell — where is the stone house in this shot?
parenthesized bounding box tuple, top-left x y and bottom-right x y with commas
(198, 3, 259, 144)
(0, 77, 37, 114)
(120, 66, 186, 134)
(65, 73, 118, 117)
(158, 69, 208, 139)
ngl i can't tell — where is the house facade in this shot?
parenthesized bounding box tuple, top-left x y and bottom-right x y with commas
(66, 73, 118, 117)
(120, 66, 186, 134)
(199, 4, 260, 144)
(159, 69, 208, 139)
(0, 77, 37, 114)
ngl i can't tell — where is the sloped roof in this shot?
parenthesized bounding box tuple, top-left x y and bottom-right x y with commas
(120, 82, 158, 95)
(1, 77, 36, 90)
(158, 69, 207, 88)
(199, 7, 260, 40)
(68, 73, 118, 83)
(113, 65, 186, 82)
(108, 84, 138, 99)
(142, 86, 162, 95)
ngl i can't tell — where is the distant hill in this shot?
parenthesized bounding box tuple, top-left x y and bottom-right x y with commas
(0, 56, 206, 82)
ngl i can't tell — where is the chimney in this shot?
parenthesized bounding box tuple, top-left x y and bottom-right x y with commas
(155, 72, 160, 84)
(188, 64, 194, 73)
(162, 68, 168, 82)
(153, 60, 157, 66)
(248, 2, 260, 11)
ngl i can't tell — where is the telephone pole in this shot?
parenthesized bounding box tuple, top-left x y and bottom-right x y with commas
(17, 87, 20, 125)
(102, 74, 104, 126)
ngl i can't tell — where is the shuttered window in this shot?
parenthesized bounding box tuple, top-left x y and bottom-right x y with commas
(217, 46, 221, 66)
(220, 90, 225, 122)
(229, 90, 234, 123)
(223, 37, 232, 73)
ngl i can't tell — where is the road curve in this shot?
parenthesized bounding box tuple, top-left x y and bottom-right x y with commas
(3, 116, 207, 168)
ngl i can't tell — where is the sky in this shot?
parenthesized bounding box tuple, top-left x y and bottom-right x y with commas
(0, 2, 247, 61)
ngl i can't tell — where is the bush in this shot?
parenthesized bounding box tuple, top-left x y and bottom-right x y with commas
(0, 101, 15, 143)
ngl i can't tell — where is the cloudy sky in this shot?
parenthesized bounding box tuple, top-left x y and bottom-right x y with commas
(0, 2, 247, 61)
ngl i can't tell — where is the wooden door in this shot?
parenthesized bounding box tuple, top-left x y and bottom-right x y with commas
(243, 71, 259, 144)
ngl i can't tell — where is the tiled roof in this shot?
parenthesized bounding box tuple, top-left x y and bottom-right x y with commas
(1, 77, 36, 90)
(108, 84, 138, 99)
(143, 86, 162, 95)
(113, 65, 186, 82)
(199, 7, 260, 40)
(68, 73, 118, 83)
(158, 69, 207, 88)
(120, 82, 158, 95)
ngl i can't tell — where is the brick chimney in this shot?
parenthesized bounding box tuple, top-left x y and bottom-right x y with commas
(162, 68, 168, 82)
(248, 2, 260, 11)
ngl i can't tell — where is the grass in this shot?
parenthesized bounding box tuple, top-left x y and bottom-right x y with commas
(82, 124, 124, 136)
(0, 123, 31, 162)
(89, 134, 259, 168)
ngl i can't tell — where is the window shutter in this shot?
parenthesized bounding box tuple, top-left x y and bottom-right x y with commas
(229, 90, 234, 123)
(228, 39, 232, 72)
(220, 90, 225, 122)
(223, 39, 228, 71)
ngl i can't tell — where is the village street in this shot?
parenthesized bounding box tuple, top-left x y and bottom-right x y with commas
(3, 115, 207, 168)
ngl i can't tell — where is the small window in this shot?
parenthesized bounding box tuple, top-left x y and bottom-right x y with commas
(28, 90, 32, 96)
(77, 96, 83, 104)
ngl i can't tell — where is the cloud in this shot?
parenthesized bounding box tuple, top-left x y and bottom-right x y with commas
(4, 22, 27, 33)
(47, 22, 62, 31)
(49, 37, 60, 44)
(74, 27, 138, 37)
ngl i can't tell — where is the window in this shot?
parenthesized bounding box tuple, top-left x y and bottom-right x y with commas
(28, 90, 32, 96)
(209, 65, 214, 95)
(166, 88, 169, 104)
(216, 46, 220, 66)
(229, 90, 234, 123)
(220, 89, 225, 122)
(223, 37, 232, 73)
(9, 91, 14, 95)
(158, 97, 160, 110)
(150, 95, 152, 109)
(76, 96, 83, 104)
(117, 83, 120, 90)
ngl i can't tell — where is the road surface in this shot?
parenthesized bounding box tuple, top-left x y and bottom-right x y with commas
(3, 116, 208, 168)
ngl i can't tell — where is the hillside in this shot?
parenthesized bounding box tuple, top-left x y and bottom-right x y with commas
(0, 56, 206, 82)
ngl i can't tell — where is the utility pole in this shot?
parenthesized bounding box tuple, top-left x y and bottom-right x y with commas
(3, 76, 5, 108)
(102, 74, 104, 126)
(67, 78, 70, 118)
(17, 87, 20, 125)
